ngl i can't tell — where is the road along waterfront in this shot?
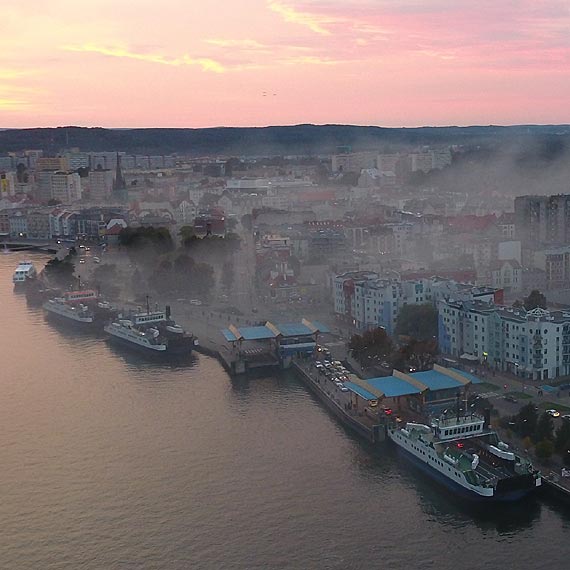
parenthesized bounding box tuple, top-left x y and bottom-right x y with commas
(2, 254, 570, 569)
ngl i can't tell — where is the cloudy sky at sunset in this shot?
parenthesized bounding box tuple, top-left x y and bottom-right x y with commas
(1, 0, 569, 128)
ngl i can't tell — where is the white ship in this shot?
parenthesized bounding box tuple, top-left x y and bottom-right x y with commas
(43, 289, 116, 327)
(104, 304, 195, 355)
(13, 260, 38, 287)
(43, 293, 95, 325)
(388, 413, 541, 501)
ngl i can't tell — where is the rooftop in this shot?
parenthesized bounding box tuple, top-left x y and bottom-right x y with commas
(221, 319, 330, 342)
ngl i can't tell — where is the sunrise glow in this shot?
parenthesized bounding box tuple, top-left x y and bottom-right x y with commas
(1, 0, 569, 127)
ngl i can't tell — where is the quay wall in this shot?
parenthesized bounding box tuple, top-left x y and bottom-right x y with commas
(292, 362, 386, 444)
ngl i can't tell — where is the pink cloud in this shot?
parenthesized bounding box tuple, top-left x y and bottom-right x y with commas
(1, 0, 569, 127)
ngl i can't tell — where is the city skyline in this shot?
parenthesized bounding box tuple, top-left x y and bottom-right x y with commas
(1, 0, 570, 128)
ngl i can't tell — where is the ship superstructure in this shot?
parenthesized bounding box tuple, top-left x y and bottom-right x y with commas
(388, 413, 541, 500)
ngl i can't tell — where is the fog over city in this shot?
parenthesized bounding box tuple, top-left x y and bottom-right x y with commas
(3, 1, 570, 569)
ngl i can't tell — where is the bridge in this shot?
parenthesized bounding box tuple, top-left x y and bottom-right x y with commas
(0, 238, 60, 254)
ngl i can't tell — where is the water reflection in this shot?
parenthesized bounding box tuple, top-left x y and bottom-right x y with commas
(395, 450, 542, 532)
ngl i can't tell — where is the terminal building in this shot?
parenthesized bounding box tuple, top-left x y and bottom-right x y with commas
(221, 319, 330, 374)
(344, 364, 481, 418)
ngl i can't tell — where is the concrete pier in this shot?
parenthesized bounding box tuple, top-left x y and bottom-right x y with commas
(292, 361, 387, 444)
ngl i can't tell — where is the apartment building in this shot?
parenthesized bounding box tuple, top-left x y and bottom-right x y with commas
(514, 194, 570, 246)
(334, 271, 499, 335)
(438, 300, 570, 381)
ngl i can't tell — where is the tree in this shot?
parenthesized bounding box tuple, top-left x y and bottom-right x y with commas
(241, 214, 253, 231)
(179, 225, 196, 246)
(44, 256, 75, 287)
(395, 304, 438, 341)
(513, 403, 538, 439)
(535, 412, 554, 443)
(393, 338, 438, 372)
(349, 328, 393, 367)
(535, 440, 554, 462)
(92, 263, 121, 299)
(555, 419, 570, 464)
(221, 260, 235, 292)
(524, 289, 547, 311)
(118, 227, 174, 261)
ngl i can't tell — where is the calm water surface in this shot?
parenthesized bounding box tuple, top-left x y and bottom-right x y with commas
(1, 254, 569, 569)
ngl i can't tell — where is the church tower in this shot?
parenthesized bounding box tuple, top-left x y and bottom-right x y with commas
(112, 153, 127, 202)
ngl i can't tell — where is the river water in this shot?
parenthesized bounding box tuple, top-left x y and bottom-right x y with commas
(1, 254, 569, 569)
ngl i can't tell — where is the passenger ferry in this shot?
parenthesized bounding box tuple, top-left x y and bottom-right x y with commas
(388, 413, 541, 501)
(43, 289, 116, 327)
(104, 303, 195, 355)
(12, 260, 38, 288)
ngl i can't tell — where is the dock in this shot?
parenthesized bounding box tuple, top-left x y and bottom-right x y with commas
(292, 361, 387, 444)
(540, 471, 570, 504)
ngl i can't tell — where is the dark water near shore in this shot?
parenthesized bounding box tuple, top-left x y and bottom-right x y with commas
(1, 254, 569, 570)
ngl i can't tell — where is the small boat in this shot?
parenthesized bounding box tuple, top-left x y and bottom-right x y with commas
(13, 260, 38, 289)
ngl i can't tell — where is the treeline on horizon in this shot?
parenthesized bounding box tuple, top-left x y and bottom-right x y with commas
(1, 124, 570, 156)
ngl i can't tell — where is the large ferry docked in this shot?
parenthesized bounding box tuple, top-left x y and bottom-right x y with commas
(388, 413, 542, 501)
(104, 303, 196, 356)
(12, 261, 38, 289)
(43, 289, 117, 328)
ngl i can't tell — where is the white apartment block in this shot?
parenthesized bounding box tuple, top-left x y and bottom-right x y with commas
(334, 271, 498, 336)
(439, 300, 570, 381)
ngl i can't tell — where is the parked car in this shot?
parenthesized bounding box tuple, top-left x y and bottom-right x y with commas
(503, 395, 518, 403)
(546, 409, 560, 418)
(190, 299, 203, 306)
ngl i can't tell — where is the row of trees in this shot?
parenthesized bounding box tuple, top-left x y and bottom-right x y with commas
(513, 289, 547, 311)
(116, 226, 242, 300)
(348, 327, 438, 373)
(148, 253, 215, 297)
(506, 403, 570, 464)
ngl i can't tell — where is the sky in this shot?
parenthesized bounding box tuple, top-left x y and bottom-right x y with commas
(1, 0, 569, 128)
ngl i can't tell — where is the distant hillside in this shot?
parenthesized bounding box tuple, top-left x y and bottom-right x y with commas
(1, 124, 570, 156)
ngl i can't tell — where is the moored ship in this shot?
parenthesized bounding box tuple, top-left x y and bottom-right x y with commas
(43, 289, 117, 328)
(388, 413, 541, 501)
(13, 260, 38, 289)
(104, 303, 195, 356)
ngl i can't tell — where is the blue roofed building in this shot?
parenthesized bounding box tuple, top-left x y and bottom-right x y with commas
(220, 318, 330, 372)
(344, 364, 480, 417)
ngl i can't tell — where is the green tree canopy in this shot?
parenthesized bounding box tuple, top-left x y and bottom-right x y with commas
(44, 256, 75, 288)
(349, 328, 393, 366)
(524, 289, 547, 311)
(393, 338, 439, 372)
(555, 419, 570, 465)
(395, 304, 438, 341)
(512, 403, 538, 439)
(535, 412, 555, 443)
(118, 227, 174, 257)
(535, 440, 554, 461)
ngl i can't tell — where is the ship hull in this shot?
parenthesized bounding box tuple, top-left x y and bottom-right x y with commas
(395, 441, 536, 502)
(44, 309, 95, 328)
(105, 331, 194, 357)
